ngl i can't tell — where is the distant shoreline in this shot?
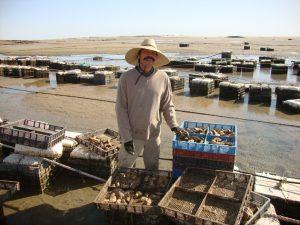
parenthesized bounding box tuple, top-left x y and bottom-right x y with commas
(0, 36, 300, 58)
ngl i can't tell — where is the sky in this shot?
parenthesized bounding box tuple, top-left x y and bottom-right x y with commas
(0, 0, 300, 40)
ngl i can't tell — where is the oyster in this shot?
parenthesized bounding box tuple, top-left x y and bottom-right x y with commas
(109, 193, 117, 203)
(210, 137, 232, 146)
(208, 128, 234, 137)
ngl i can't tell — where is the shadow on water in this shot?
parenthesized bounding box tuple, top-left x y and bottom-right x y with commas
(5, 203, 106, 225)
(44, 171, 101, 197)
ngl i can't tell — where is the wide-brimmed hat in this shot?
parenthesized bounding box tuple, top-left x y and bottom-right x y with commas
(125, 38, 170, 68)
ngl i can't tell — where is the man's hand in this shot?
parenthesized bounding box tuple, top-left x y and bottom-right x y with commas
(171, 126, 182, 135)
(124, 140, 135, 155)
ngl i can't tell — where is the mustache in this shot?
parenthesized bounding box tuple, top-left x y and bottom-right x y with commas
(143, 56, 155, 61)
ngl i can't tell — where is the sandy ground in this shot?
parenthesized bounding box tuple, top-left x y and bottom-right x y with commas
(1, 36, 300, 58)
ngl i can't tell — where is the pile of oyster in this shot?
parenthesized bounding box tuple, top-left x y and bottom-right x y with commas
(184, 127, 207, 135)
(208, 128, 234, 137)
(111, 171, 141, 189)
(111, 171, 169, 190)
(103, 188, 162, 206)
(88, 134, 120, 151)
(143, 174, 169, 189)
(209, 137, 232, 146)
(179, 135, 205, 143)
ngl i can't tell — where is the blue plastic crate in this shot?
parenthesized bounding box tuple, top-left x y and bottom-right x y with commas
(172, 121, 237, 155)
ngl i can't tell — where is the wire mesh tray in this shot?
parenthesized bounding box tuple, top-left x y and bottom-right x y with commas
(209, 171, 251, 201)
(243, 192, 270, 225)
(196, 195, 242, 225)
(159, 187, 205, 221)
(94, 168, 172, 215)
(76, 128, 121, 158)
(159, 167, 253, 225)
(0, 119, 65, 149)
(178, 168, 215, 192)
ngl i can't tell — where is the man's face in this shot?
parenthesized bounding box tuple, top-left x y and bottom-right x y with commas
(138, 49, 158, 72)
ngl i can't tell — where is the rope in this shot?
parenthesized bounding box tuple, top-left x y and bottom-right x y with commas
(1, 85, 299, 128)
(233, 169, 300, 185)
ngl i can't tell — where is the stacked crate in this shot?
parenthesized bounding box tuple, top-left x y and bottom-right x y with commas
(36, 58, 50, 67)
(161, 68, 178, 77)
(219, 82, 245, 100)
(205, 73, 229, 87)
(22, 67, 35, 78)
(104, 65, 120, 72)
(93, 71, 115, 85)
(221, 51, 232, 59)
(282, 99, 300, 113)
(172, 121, 237, 178)
(56, 69, 81, 83)
(188, 73, 205, 88)
(219, 65, 234, 73)
(67, 145, 117, 179)
(169, 59, 196, 68)
(88, 65, 106, 73)
(190, 78, 214, 96)
(292, 61, 300, 70)
(237, 61, 256, 72)
(34, 67, 49, 78)
(0, 153, 56, 192)
(260, 59, 272, 68)
(195, 64, 218, 73)
(71, 129, 121, 179)
(271, 64, 288, 74)
(169, 76, 184, 91)
(189, 73, 229, 89)
(275, 86, 300, 106)
(249, 84, 272, 103)
(115, 69, 128, 78)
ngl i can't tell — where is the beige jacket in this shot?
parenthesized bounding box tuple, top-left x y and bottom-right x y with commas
(115, 68, 178, 143)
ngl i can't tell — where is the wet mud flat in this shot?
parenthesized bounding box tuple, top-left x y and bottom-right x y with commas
(0, 54, 300, 224)
(0, 75, 299, 176)
(3, 174, 105, 225)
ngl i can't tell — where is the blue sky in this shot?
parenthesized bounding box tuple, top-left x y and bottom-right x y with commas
(0, 0, 299, 40)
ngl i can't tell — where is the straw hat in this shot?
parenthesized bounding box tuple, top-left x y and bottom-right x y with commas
(125, 39, 170, 68)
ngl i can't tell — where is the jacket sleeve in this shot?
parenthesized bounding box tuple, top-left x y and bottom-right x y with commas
(115, 76, 132, 143)
(160, 77, 179, 129)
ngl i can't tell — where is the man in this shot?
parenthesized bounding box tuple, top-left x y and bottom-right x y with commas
(115, 38, 181, 170)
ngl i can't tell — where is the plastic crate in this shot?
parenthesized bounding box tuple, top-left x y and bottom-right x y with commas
(173, 149, 235, 163)
(173, 156, 235, 171)
(172, 121, 237, 155)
